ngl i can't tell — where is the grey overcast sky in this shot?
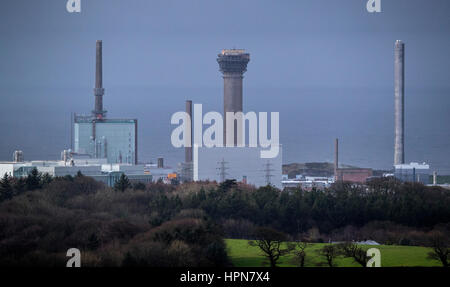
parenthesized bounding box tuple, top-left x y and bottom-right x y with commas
(1, 0, 450, 172)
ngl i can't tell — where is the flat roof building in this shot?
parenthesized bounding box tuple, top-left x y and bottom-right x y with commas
(74, 116, 137, 164)
(394, 162, 430, 185)
(0, 160, 154, 187)
(336, 168, 373, 184)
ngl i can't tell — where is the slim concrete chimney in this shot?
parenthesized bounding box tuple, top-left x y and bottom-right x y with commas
(185, 100, 193, 163)
(394, 40, 405, 165)
(433, 171, 437, 185)
(334, 138, 339, 180)
(93, 40, 106, 119)
(157, 158, 164, 169)
(13, 150, 24, 162)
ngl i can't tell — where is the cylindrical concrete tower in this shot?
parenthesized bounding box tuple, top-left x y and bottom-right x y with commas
(394, 40, 405, 165)
(217, 49, 250, 146)
(93, 40, 106, 119)
(334, 138, 339, 179)
(158, 157, 164, 168)
(185, 100, 193, 163)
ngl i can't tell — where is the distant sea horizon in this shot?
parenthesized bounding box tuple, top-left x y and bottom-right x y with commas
(1, 85, 449, 174)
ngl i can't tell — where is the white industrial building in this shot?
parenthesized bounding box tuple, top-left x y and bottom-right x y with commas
(281, 175, 335, 190)
(394, 162, 430, 185)
(0, 158, 175, 187)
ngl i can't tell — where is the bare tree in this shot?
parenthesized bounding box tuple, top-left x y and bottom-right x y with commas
(427, 231, 449, 267)
(290, 240, 308, 267)
(249, 227, 293, 267)
(337, 242, 369, 267)
(318, 244, 338, 267)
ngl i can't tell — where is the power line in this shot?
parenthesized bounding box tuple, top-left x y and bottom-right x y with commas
(262, 161, 274, 186)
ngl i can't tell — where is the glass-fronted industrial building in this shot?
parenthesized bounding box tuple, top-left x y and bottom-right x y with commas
(394, 162, 430, 185)
(74, 115, 137, 164)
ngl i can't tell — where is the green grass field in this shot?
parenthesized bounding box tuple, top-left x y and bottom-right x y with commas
(226, 239, 442, 267)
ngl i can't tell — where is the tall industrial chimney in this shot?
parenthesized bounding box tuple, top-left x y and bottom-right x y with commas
(394, 40, 405, 165)
(13, 150, 24, 162)
(185, 100, 193, 163)
(334, 138, 339, 180)
(93, 40, 106, 119)
(157, 158, 164, 169)
(217, 49, 250, 146)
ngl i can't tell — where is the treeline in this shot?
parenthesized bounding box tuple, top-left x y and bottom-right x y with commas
(155, 178, 450, 241)
(0, 169, 52, 201)
(0, 172, 228, 267)
(0, 171, 449, 266)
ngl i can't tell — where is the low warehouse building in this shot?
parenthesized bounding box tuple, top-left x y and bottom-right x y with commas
(336, 168, 373, 184)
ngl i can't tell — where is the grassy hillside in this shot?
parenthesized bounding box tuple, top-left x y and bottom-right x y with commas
(226, 239, 441, 267)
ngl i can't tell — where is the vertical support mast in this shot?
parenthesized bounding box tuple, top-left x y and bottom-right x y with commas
(185, 100, 193, 163)
(394, 40, 405, 165)
(93, 40, 106, 119)
(334, 138, 339, 180)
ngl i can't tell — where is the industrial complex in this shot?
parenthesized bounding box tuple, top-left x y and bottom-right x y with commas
(73, 40, 138, 165)
(280, 40, 434, 189)
(0, 40, 442, 189)
(180, 49, 283, 188)
(0, 40, 173, 186)
(391, 41, 430, 185)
